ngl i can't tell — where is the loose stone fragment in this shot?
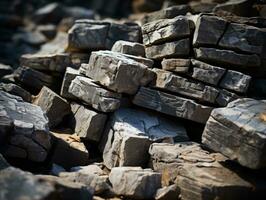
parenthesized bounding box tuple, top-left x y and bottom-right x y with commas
(111, 40, 145, 57)
(161, 58, 190, 74)
(133, 87, 213, 124)
(60, 67, 79, 99)
(145, 39, 190, 60)
(69, 76, 121, 112)
(202, 98, 266, 169)
(0, 83, 32, 102)
(109, 167, 161, 199)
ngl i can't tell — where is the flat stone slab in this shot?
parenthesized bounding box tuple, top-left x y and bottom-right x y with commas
(202, 98, 266, 169)
(111, 40, 145, 57)
(69, 76, 121, 112)
(133, 87, 214, 124)
(161, 58, 190, 74)
(60, 67, 79, 99)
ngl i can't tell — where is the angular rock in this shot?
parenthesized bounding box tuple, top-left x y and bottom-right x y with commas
(193, 15, 227, 47)
(191, 59, 226, 85)
(122, 53, 154, 68)
(194, 47, 261, 68)
(102, 108, 188, 169)
(216, 89, 239, 107)
(84, 51, 155, 94)
(142, 16, 191, 46)
(0, 91, 50, 162)
(219, 70, 251, 93)
(60, 67, 79, 99)
(33, 86, 70, 128)
(145, 39, 190, 60)
(70, 103, 107, 142)
(0, 63, 13, 78)
(149, 142, 266, 199)
(111, 40, 145, 57)
(133, 87, 214, 124)
(202, 98, 266, 169)
(151, 69, 219, 104)
(161, 58, 190, 74)
(69, 76, 121, 112)
(0, 83, 32, 102)
(109, 167, 161, 199)
(51, 133, 89, 169)
(155, 185, 180, 200)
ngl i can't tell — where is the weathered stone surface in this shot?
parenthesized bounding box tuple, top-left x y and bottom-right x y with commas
(149, 142, 266, 199)
(111, 40, 145, 57)
(151, 69, 219, 104)
(216, 89, 239, 107)
(51, 133, 89, 169)
(0, 63, 13, 78)
(33, 86, 70, 128)
(84, 51, 155, 94)
(109, 167, 161, 199)
(0, 83, 32, 102)
(60, 67, 79, 99)
(69, 76, 121, 112)
(155, 185, 180, 200)
(202, 98, 266, 169)
(142, 16, 191, 46)
(193, 15, 227, 47)
(20, 53, 71, 73)
(219, 70, 251, 93)
(0, 91, 50, 162)
(70, 103, 107, 142)
(194, 47, 261, 68)
(219, 23, 266, 55)
(123, 53, 154, 68)
(191, 59, 226, 85)
(102, 108, 188, 169)
(133, 87, 214, 124)
(145, 39, 190, 60)
(161, 58, 190, 74)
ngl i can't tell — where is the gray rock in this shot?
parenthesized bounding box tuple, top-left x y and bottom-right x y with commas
(109, 167, 161, 199)
(202, 98, 266, 169)
(70, 53, 90, 69)
(216, 89, 239, 107)
(155, 185, 180, 200)
(193, 15, 227, 47)
(33, 86, 70, 128)
(194, 47, 261, 68)
(161, 58, 190, 74)
(0, 63, 13, 78)
(111, 40, 145, 57)
(69, 76, 121, 112)
(0, 83, 32, 102)
(102, 108, 188, 169)
(122, 53, 154, 68)
(219, 70, 251, 93)
(0, 91, 51, 162)
(145, 39, 190, 60)
(83, 51, 155, 94)
(149, 142, 266, 199)
(142, 16, 191, 46)
(20, 53, 71, 73)
(219, 23, 266, 55)
(70, 103, 107, 142)
(133, 87, 214, 124)
(151, 69, 219, 104)
(60, 67, 79, 99)
(191, 59, 226, 85)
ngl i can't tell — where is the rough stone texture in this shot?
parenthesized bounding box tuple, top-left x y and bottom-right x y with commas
(109, 167, 161, 199)
(191, 59, 226, 85)
(51, 133, 89, 169)
(102, 108, 188, 169)
(0, 83, 32, 102)
(161, 58, 190, 74)
(68, 20, 141, 51)
(111, 40, 145, 57)
(133, 87, 214, 124)
(0, 63, 13, 78)
(202, 98, 266, 169)
(33, 86, 70, 128)
(219, 70, 251, 93)
(69, 76, 121, 112)
(149, 142, 266, 200)
(216, 89, 239, 107)
(60, 67, 79, 99)
(193, 15, 227, 47)
(194, 47, 261, 68)
(70, 103, 107, 142)
(142, 16, 191, 46)
(145, 39, 190, 60)
(151, 69, 219, 104)
(122, 53, 154, 68)
(20, 53, 71, 73)
(84, 51, 155, 94)
(155, 185, 180, 200)
(0, 91, 51, 162)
